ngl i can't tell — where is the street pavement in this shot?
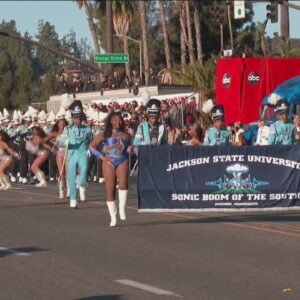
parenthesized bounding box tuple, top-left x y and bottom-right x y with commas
(0, 178, 300, 300)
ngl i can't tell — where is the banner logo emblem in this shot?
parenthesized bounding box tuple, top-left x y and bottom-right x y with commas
(206, 163, 269, 193)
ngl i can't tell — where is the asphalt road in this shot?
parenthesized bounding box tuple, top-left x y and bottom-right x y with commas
(0, 179, 300, 300)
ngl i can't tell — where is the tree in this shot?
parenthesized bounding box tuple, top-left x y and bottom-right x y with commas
(193, 5, 203, 65)
(112, 0, 134, 78)
(185, 1, 195, 65)
(158, 0, 172, 70)
(75, 0, 101, 57)
(280, 0, 290, 40)
(138, 1, 150, 85)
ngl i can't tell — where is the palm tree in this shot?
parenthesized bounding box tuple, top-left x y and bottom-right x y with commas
(281, 0, 289, 40)
(138, 1, 150, 85)
(178, 1, 187, 70)
(185, 1, 195, 65)
(158, 0, 172, 70)
(75, 0, 101, 56)
(112, 0, 133, 78)
(193, 5, 203, 65)
(256, 21, 268, 57)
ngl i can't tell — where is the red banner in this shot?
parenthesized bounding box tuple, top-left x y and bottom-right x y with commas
(216, 58, 300, 124)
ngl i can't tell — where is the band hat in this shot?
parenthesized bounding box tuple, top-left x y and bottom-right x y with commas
(3, 108, 10, 122)
(211, 105, 225, 122)
(12, 110, 19, 125)
(69, 100, 84, 118)
(38, 110, 47, 123)
(275, 99, 289, 114)
(23, 110, 32, 121)
(55, 107, 66, 120)
(146, 99, 161, 116)
(28, 106, 38, 119)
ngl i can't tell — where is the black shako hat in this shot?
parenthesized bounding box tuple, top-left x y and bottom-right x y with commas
(211, 105, 225, 122)
(146, 99, 161, 117)
(275, 99, 289, 115)
(69, 100, 84, 119)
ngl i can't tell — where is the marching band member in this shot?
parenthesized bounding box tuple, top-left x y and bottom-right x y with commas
(202, 100, 230, 146)
(90, 112, 131, 227)
(59, 100, 92, 208)
(133, 98, 167, 147)
(0, 130, 20, 190)
(268, 98, 295, 145)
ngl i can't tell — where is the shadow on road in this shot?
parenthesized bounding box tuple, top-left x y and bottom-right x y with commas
(120, 212, 300, 227)
(75, 295, 124, 300)
(0, 246, 49, 258)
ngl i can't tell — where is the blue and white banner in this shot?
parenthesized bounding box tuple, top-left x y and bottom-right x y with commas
(138, 145, 300, 212)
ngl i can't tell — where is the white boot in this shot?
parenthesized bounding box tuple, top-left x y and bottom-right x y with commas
(35, 171, 47, 187)
(70, 199, 77, 208)
(79, 186, 86, 202)
(106, 201, 117, 227)
(58, 179, 64, 199)
(118, 190, 128, 220)
(0, 177, 5, 190)
(99, 177, 104, 183)
(2, 175, 12, 190)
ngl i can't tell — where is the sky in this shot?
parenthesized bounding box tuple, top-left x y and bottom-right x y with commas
(0, 0, 300, 49)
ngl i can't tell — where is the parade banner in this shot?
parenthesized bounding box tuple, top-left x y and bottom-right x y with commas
(138, 145, 300, 212)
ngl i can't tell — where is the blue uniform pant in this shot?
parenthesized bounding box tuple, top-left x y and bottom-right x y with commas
(67, 151, 88, 201)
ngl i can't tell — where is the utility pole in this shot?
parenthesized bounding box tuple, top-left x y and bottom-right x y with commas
(106, 0, 114, 73)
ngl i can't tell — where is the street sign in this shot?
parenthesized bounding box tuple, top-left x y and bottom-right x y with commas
(234, 0, 245, 19)
(94, 53, 129, 64)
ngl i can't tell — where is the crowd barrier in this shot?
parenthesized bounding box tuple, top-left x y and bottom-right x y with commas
(138, 145, 300, 212)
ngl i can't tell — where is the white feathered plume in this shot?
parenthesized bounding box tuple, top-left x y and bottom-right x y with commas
(141, 88, 151, 106)
(61, 93, 73, 110)
(202, 99, 214, 114)
(268, 93, 282, 106)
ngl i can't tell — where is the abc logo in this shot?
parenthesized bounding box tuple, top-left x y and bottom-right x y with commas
(248, 72, 260, 85)
(222, 73, 231, 88)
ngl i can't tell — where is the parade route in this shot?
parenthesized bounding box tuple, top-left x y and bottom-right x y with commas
(1, 179, 300, 300)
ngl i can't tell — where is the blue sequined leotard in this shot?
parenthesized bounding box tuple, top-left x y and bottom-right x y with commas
(102, 137, 129, 169)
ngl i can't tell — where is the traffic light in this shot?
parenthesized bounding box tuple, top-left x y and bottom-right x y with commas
(266, 0, 278, 23)
(212, 0, 227, 25)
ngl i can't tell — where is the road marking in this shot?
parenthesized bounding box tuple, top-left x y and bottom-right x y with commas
(115, 279, 182, 297)
(0, 247, 30, 256)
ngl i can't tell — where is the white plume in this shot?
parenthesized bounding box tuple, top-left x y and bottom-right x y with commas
(202, 99, 214, 114)
(141, 88, 151, 106)
(3, 108, 9, 117)
(268, 93, 282, 105)
(61, 93, 73, 110)
(12, 110, 19, 121)
(17, 110, 23, 121)
(38, 110, 47, 120)
(56, 107, 66, 120)
(48, 111, 56, 122)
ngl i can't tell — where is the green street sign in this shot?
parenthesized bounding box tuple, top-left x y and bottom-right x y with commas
(94, 53, 129, 64)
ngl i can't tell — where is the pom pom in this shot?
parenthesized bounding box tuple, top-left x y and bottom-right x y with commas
(202, 99, 214, 114)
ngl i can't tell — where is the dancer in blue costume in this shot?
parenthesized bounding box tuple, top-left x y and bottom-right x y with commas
(90, 112, 131, 227)
(59, 100, 92, 208)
